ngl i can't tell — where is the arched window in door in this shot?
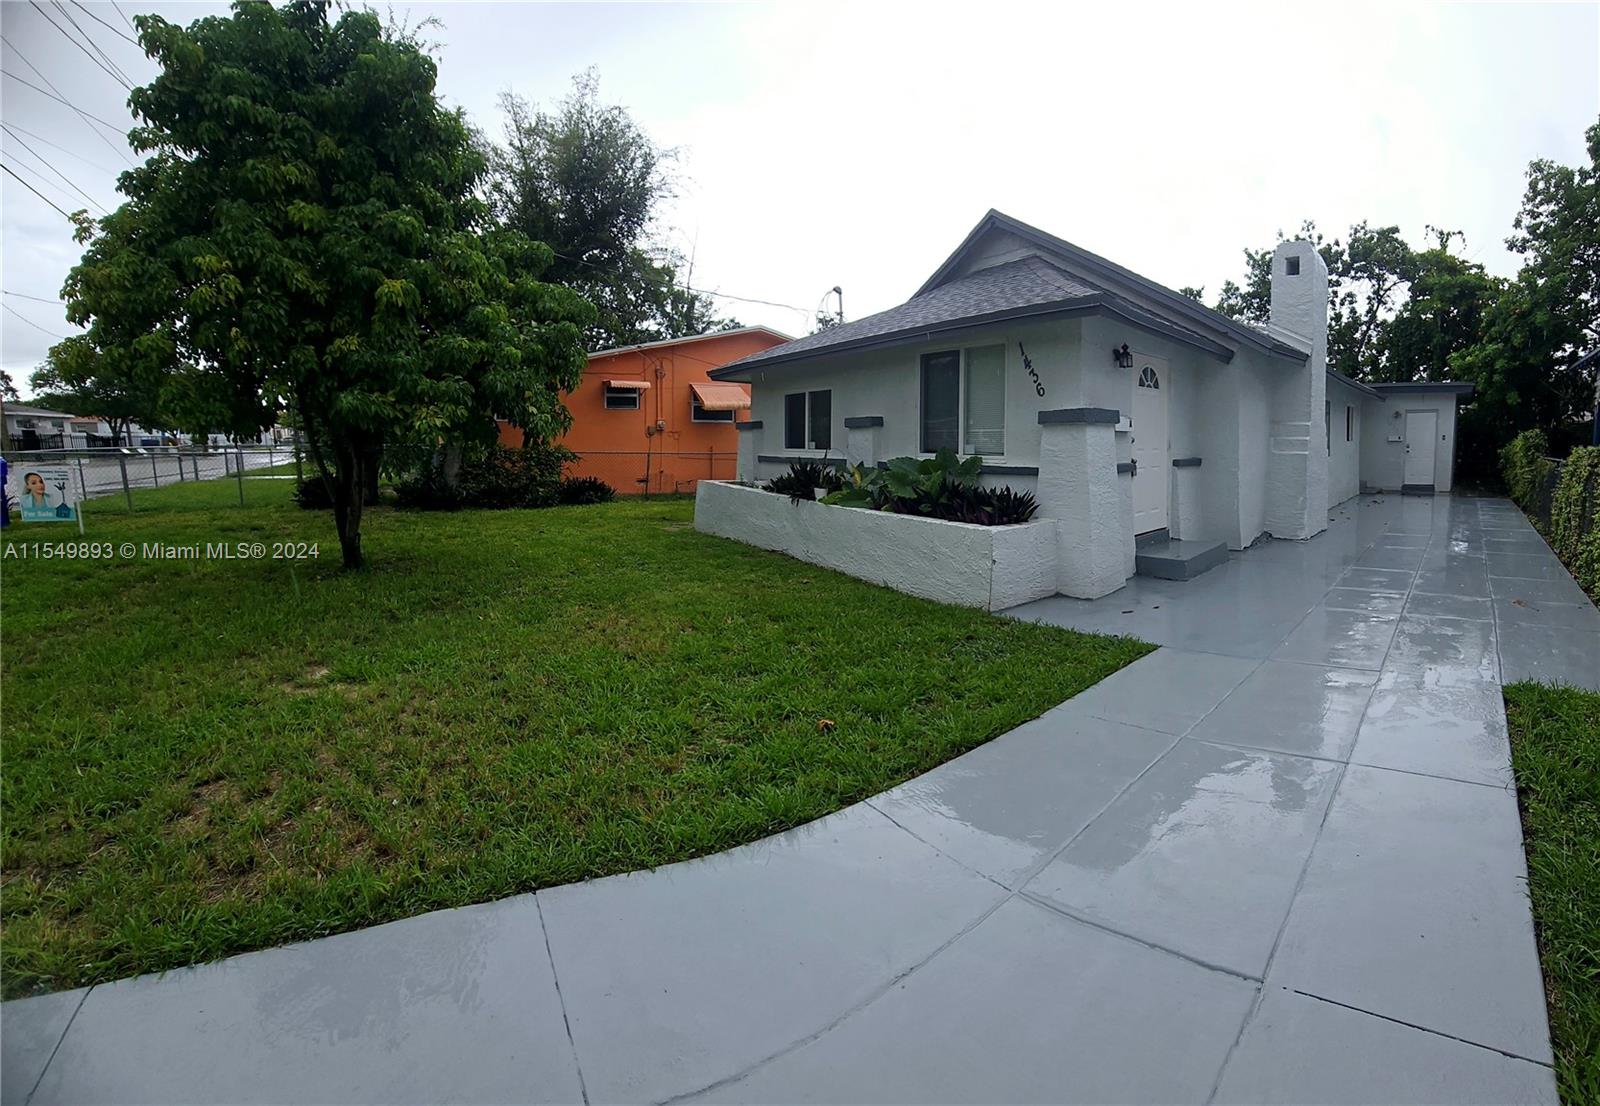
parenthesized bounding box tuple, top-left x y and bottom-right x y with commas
(1138, 365, 1160, 389)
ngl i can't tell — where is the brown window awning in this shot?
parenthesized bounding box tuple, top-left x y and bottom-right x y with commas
(690, 381, 752, 411)
(603, 379, 652, 390)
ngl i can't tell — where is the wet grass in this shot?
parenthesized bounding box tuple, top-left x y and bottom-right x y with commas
(0, 480, 1151, 997)
(1505, 681, 1600, 1104)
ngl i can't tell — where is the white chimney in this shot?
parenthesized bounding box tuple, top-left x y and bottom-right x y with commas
(1264, 240, 1330, 538)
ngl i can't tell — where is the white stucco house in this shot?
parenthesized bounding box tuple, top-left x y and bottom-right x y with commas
(698, 211, 1472, 606)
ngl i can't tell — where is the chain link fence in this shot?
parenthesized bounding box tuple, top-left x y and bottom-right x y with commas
(2, 443, 733, 519)
(568, 449, 736, 496)
(2, 444, 302, 513)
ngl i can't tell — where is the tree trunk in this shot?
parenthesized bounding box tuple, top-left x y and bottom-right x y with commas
(440, 443, 464, 487)
(332, 446, 365, 569)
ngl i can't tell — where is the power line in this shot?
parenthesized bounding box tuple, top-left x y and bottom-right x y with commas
(51, 0, 136, 86)
(3, 291, 67, 305)
(30, 0, 134, 91)
(551, 249, 811, 318)
(111, 0, 137, 35)
(0, 121, 120, 176)
(1, 161, 74, 219)
(68, 0, 140, 49)
(0, 41, 136, 165)
(2, 124, 109, 214)
(3, 302, 70, 341)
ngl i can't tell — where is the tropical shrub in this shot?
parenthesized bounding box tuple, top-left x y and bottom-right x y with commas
(1501, 430, 1555, 513)
(396, 441, 575, 511)
(557, 476, 616, 505)
(822, 449, 1039, 525)
(393, 462, 463, 511)
(1502, 431, 1600, 599)
(764, 458, 844, 503)
(292, 477, 334, 510)
(1550, 446, 1600, 598)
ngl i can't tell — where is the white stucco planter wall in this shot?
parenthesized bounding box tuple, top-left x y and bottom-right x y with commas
(694, 480, 1057, 611)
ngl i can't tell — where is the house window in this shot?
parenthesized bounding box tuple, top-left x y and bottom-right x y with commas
(1286, 256, 1301, 276)
(1138, 365, 1160, 389)
(922, 347, 1008, 456)
(963, 345, 1006, 455)
(1325, 400, 1331, 455)
(784, 390, 832, 450)
(808, 390, 832, 450)
(1346, 405, 1353, 443)
(604, 385, 640, 410)
(692, 394, 735, 423)
(784, 393, 806, 449)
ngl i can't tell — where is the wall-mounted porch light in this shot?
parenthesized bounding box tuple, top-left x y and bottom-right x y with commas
(1112, 343, 1134, 370)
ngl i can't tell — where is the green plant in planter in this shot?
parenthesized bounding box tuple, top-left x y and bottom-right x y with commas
(764, 458, 844, 503)
(821, 450, 1038, 525)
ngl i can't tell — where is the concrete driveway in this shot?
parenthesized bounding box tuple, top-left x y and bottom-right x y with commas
(3, 494, 1588, 1104)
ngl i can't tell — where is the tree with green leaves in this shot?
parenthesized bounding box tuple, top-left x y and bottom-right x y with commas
(1452, 120, 1599, 451)
(57, 1, 592, 567)
(34, 212, 173, 446)
(1379, 233, 1500, 385)
(490, 71, 736, 350)
(1212, 220, 1417, 381)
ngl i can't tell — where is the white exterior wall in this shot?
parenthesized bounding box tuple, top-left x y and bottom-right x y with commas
(1326, 376, 1365, 506)
(1236, 356, 1274, 548)
(742, 318, 1085, 482)
(694, 480, 1057, 610)
(1359, 393, 1460, 492)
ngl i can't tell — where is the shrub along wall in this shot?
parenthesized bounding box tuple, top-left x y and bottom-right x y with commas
(1502, 430, 1600, 599)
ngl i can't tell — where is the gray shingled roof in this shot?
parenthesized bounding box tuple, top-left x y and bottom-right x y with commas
(715, 257, 1102, 373)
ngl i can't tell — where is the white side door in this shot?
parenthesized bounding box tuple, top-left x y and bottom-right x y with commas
(1131, 356, 1170, 533)
(1404, 409, 1438, 486)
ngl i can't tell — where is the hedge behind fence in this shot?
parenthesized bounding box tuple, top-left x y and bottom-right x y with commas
(1502, 430, 1600, 598)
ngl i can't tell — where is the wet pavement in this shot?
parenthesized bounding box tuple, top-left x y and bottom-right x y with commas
(3, 494, 1589, 1104)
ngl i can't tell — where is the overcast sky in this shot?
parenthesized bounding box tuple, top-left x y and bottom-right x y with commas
(2, 1, 1596, 392)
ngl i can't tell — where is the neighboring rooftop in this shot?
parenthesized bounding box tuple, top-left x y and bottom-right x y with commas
(586, 325, 791, 362)
(2, 403, 76, 418)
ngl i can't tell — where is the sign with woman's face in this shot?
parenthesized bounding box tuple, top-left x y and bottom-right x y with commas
(11, 466, 78, 522)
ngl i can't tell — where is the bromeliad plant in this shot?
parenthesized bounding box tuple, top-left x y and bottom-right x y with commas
(764, 458, 846, 503)
(822, 449, 1039, 526)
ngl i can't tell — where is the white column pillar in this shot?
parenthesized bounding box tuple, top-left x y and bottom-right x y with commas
(735, 420, 761, 483)
(843, 416, 883, 470)
(1037, 408, 1126, 599)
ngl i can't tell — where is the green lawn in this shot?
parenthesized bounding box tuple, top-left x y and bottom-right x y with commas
(1505, 682, 1600, 1104)
(1, 480, 1151, 997)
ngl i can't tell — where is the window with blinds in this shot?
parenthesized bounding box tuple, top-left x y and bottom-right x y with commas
(963, 345, 1006, 456)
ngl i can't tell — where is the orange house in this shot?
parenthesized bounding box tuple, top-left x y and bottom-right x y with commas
(500, 327, 789, 495)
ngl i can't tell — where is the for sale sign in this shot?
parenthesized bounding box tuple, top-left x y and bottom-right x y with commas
(11, 466, 78, 522)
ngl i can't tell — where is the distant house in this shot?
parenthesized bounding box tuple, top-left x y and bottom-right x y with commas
(708, 210, 1473, 598)
(500, 327, 790, 494)
(3, 404, 76, 451)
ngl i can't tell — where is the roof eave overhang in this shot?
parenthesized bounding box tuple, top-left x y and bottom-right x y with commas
(1370, 382, 1476, 397)
(710, 294, 1259, 380)
(1326, 369, 1386, 401)
(916, 210, 1308, 362)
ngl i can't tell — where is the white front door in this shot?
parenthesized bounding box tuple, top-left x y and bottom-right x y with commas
(1404, 409, 1438, 486)
(1132, 356, 1170, 533)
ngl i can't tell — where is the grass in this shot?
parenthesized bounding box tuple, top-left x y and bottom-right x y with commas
(1505, 681, 1600, 1104)
(1, 479, 1151, 998)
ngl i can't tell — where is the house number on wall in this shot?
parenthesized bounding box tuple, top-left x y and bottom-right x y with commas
(1018, 343, 1046, 398)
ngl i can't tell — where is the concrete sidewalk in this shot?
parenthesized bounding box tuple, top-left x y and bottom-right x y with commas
(4, 494, 1587, 1104)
